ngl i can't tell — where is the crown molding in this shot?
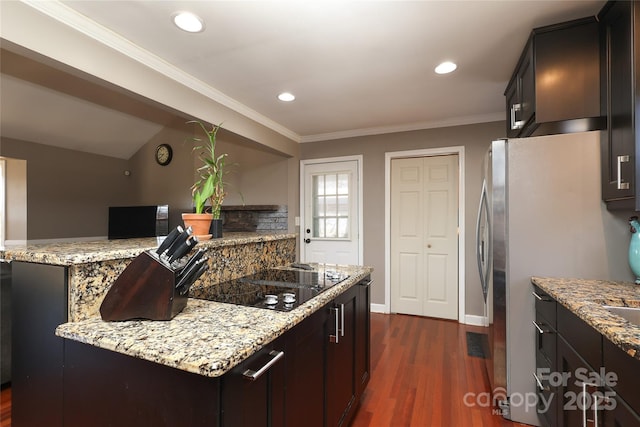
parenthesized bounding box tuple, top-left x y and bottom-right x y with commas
(21, 0, 301, 143)
(300, 112, 505, 143)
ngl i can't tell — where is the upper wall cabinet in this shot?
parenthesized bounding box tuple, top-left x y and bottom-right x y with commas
(600, 1, 640, 210)
(505, 17, 603, 138)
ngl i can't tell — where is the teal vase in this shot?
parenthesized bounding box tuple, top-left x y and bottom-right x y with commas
(629, 216, 640, 284)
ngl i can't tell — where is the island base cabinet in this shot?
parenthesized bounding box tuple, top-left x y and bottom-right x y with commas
(63, 340, 221, 427)
(283, 308, 326, 427)
(326, 285, 358, 427)
(12, 262, 68, 427)
(221, 337, 286, 427)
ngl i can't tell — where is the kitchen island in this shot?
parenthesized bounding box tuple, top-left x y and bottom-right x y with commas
(4, 233, 372, 427)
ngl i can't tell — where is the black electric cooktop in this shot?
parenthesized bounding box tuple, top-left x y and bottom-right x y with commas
(190, 268, 349, 312)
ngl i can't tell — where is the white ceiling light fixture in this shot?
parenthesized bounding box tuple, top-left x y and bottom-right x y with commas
(435, 61, 457, 74)
(173, 11, 204, 33)
(278, 92, 296, 102)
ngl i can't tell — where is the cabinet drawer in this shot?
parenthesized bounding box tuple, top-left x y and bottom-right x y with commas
(533, 286, 557, 328)
(534, 354, 558, 427)
(534, 319, 557, 367)
(603, 337, 640, 413)
(557, 304, 602, 369)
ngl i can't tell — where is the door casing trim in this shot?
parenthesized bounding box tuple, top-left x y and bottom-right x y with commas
(384, 146, 466, 323)
(299, 155, 364, 265)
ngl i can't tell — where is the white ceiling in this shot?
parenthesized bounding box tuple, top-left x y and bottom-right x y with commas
(1, 0, 605, 158)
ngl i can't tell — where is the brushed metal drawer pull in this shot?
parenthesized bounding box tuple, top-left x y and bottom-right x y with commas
(533, 372, 549, 392)
(242, 350, 284, 381)
(617, 155, 630, 190)
(532, 291, 551, 301)
(532, 320, 550, 334)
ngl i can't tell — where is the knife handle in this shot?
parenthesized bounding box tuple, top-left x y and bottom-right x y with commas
(169, 236, 199, 264)
(177, 249, 205, 279)
(178, 263, 208, 295)
(163, 227, 193, 259)
(156, 226, 183, 255)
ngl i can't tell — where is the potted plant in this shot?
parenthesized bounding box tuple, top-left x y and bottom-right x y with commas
(182, 120, 229, 239)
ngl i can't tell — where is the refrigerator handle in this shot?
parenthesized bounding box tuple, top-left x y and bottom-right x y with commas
(476, 180, 491, 303)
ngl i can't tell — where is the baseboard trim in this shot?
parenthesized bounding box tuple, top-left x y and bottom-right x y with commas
(370, 303, 387, 314)
(464, 314, 489, 327)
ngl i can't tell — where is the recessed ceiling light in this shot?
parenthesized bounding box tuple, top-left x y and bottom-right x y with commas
(173, 11, 204, 33)
(435, 61, 457, 74)
(278, 92, 296, 102)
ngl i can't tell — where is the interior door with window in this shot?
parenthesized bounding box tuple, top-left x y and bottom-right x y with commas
(301, 159, 360, 266)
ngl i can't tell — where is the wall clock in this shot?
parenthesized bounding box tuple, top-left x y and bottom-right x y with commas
(155, 144, 173, 166)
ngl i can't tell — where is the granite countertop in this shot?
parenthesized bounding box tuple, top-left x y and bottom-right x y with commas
(56, 264, 372, 378)
(1, 232, 296, 266)
(532, 277, 640, 360)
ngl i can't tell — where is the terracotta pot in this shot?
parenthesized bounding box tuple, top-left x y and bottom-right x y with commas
(182, 213, 213, 240)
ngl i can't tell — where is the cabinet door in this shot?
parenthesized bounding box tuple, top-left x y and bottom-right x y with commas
(519, 39, 535, 131)
(12, 262, 68, 427)
(505, 78, 522, 138)
(600, 0, 636, 204)
(326, 285, 358, 427)
(284, 308, 326, 427)
(355, 277, 371, 397)
(505, 37, 534, 137)
(557, 336, 601, 427)
(222, 337, 286, 427)
(603, 393, 640, 427)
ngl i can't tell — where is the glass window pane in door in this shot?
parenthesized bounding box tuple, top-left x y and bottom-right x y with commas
(311, 171, 350, 239)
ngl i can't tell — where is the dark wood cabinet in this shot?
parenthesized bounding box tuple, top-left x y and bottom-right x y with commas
(603, 394, 640, 427)
(532, 286, 558, 427)
(222, 337, 286, 427)
(602, 337, 640, 426)
(505, 17, 602, 138)
(283, 307, 326, 427)
(12, 262, 68, 427)
(326, 284, 358, 427)
(556, 335, 602, 427)
(506, 37, 534, 138)
(61, 277, 372, 427)
(533, 284, 640, 427)
(355, 277, 372, 398)
(64, 339, 222, 427)
(599, 0, 640, 210)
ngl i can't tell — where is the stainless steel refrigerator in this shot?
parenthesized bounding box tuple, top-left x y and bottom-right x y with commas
(476, 131, 623, 426)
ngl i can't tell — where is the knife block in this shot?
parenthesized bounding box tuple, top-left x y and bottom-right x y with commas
(100, 251, 188, 321)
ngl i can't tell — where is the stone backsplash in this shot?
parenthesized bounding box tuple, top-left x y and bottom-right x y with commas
(221, 205, 288, 232)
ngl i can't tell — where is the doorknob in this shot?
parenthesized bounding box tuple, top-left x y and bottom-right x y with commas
(305, 238, 311, 244)
(427, 244, 432, 248)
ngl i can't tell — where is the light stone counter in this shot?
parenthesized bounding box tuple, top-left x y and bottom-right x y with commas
(3, 233, 296, 321)
(532, 277, 640, 359)
(56, 266, 373, 378)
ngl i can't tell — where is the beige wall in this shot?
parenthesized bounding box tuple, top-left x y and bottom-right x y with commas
(301, 123, 635, 317)
(4, 157, 27, 242)
(300, 121, 505, 316)
(128, 121, 293, 230)
(0, 122, 296, 240)
(1, 137, 134, 240)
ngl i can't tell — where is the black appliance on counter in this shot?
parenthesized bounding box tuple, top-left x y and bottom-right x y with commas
(190, 268, 349, 312)
(108, 205, 169, 239)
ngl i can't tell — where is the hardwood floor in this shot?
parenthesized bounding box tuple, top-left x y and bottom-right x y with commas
(350, 313, 528, 427)
(0, 386, 10, 427)
(0, 313, 528, 427)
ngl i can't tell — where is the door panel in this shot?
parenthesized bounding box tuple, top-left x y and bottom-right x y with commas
(391, 155, 459, 319)
(302, 160, 360, 265)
